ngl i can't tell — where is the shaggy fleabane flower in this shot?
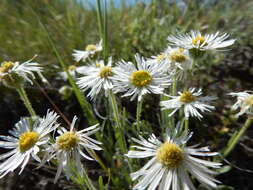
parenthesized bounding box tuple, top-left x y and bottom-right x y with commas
(148, 47, 191, 68)
(113, 54, 171, 101)
(147, 47, 192, 79)
(72, 40, 102, 62)
(0, 111, 59, 178)
(0, 57, 42, 87)
(42, 116, 102, 183)
(147, 49, 171, 68)
(77, 58, 114, 100)
(229, 91, 253, 117)
(126, 125, 221, 190)
(167, 31, 235, 52)
(160, 88, 216, 119)
(59, 64, 89, 81)
(167, 47, 192, 71)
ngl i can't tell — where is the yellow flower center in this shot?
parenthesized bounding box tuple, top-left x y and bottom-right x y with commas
(169, 48, 187, 63)
(85, 44, 97, 51)
(130, 70, 152, 87)
(192, 35, 207, 46)
(156, 142, 184, 168)
(245, 95, 253, 106)
(57, 132, 79, 151)
(19, 132, 39, 152)
(68, 65, 77, 71)
(99, 66, 113, 78)
(0, 61, 15, 73)
(156, 54, 166, 62)
(179, 91, 196, 103)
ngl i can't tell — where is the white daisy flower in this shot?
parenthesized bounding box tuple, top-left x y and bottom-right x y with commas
(147, 47, 192, 80)
(59, 64, 89, 81)
(42, 116, 102, 183)
(148, 47, 191, 70)
(166, 47, 192, 71)
(167, 30, 235, 51)
(77, 58, 114, 100)
(126, 125, 221, 190)
(160, 88, 216, 119)
(229, 91, 253, 117)
(0, 111, 59, 178)
(147, 49, 171, 69)
(0, 57, 42, 86)
(72, 40, 103, 62)
(112, 54, 171, 101)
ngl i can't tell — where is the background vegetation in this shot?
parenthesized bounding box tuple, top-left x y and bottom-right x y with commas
(0, 0, 253, 189)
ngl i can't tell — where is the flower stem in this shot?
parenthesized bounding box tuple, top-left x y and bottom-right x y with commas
(136, 99, 143, 132)
(96, 0, 103, 42)
(109, 90, 121, 128)
(87, 149, 107, 172)
(17, 87, 36, 117)
(102, 0, 109, 60)
(184, 118, 189, 132)
(169, 76, 177, 128)
(96, 0, 109, 61)
(223, 118, 253, 157)
(82, 168, 97, 190)
(172, 78, 177, 96)
(109, 90, 127, 153)
(161, 94, 170, 131)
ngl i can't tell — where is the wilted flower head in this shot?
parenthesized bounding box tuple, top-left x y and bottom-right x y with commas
(160, 88, 216, 119)
(229, 91, 253, 117)
(0, 111, 58, 178)
(126, 124, 221, 190)
(113, 54, 171, 101)
(72, 40, 103, 62)
(0, 56, 42, 87)
(41, 116, 102, 183)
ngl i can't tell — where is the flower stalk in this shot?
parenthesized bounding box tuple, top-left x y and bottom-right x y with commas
(82, 168, 97, 190)
(136, 99, 143, 132)
(17, 87, 36, 117)
(109, 90, 127, 153)
(96, 0, 109, 60)
(184, 118, 189, 132)
(223, 117, 253, 157)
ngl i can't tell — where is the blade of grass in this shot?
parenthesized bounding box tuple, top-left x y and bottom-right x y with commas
(24, 1, 97, 125)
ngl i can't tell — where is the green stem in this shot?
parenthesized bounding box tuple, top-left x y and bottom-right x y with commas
(109, 90, 127, 153)
(169, 76, 177, 128)
(96, 0, 103, 41)
(184, 118, 189, 132)
(136, 99, 143, 132)
(82, 168, 97, 190)
(161, 94, 169, 131)
(223, 118, 253, 157)
(103, 0, 109, 60)
(17, 87, 36, 117)
(96, 0, 109, 60)
(87, 149, 107, 172)
(172, 78, 177, 96)
(109, 90, 121, 128)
